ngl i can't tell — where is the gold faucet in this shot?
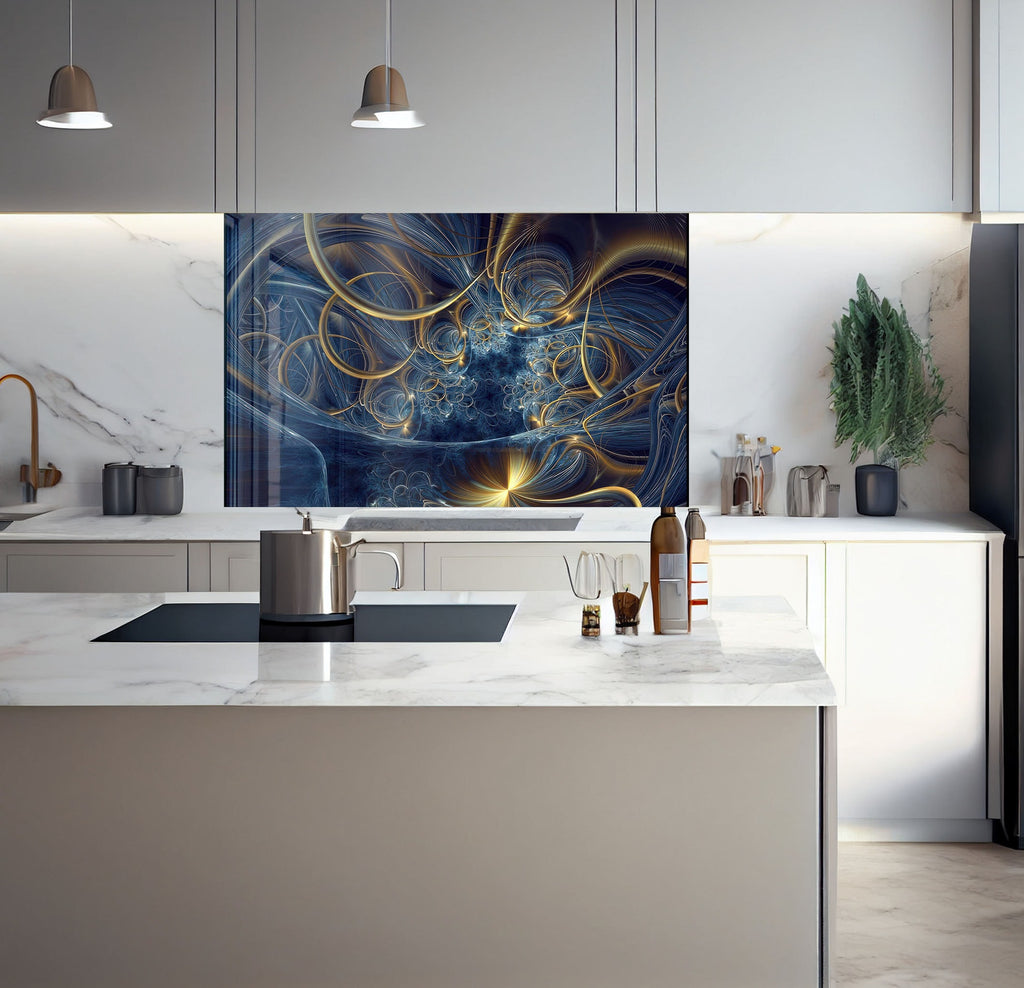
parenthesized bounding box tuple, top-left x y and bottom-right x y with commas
(0, 374, 62, 503)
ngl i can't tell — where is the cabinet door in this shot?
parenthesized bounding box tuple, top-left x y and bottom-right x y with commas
(424, 542, 648, 592)
(209, 542, 261, 592)
(207, 541, 425, 592)
(991, 0, 1024, 209)
(656, 0, 970, 211)
(249, 0, 616, 211)
(838, 542, 988, 838)
(0, 0, 214, 211)
(1, 543, 188, 593)
(709, 543, 825, 659)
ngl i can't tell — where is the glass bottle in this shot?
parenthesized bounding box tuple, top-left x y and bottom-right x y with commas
(732, 434, 753, 516)
(650, 505, 687, 634)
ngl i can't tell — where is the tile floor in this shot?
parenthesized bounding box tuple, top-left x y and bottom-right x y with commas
(836, 843, 1024, 986)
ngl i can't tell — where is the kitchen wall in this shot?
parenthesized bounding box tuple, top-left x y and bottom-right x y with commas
(0, 212, 972, 514)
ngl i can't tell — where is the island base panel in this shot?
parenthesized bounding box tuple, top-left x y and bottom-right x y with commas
(0, 706, 825, 987)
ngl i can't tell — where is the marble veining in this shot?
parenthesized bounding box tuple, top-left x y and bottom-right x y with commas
(836, 843, 1024, 987)
(0, 214, 224, 510)
(0, 591, 836, 708)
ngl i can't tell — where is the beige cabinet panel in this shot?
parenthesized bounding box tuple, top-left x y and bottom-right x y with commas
(209, 542, 260, 592)
(0, 705, 827, 987)
(206, 540, 425, 592)
(1, 543, 188, 593)
(424, 542, 647, 592)
(0, 0, 215, 211)
(838, 541, 988, 834)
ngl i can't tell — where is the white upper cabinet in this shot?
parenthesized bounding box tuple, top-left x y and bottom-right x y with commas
(245, 0, 617, 213)
(977, 0, 1024, 213)
(0, 0, 216, 212)
(654, 0, 972, 212)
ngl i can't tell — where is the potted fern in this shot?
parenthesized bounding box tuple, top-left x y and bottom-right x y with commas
(829, 274, 946, 515)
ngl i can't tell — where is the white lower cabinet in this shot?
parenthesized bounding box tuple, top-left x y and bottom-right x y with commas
(708, 543, 825, 659)
(835, 541, 990, 841)
(423, 542, 649, 592)
(0, 543, 188, 593)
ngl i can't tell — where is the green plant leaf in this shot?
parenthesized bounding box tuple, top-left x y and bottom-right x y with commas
(828, 274, 946, 467)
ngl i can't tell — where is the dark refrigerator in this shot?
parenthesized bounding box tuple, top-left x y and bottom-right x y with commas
(970, 222, 1024, 848)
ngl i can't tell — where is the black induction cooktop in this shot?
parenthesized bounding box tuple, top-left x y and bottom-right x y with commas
(93, 602, 516, 644)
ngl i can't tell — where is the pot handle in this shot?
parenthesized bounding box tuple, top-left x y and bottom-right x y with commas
(333, 536, 402, 591)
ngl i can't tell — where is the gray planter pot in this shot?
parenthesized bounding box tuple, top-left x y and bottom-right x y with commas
(855, 463, 899, 516)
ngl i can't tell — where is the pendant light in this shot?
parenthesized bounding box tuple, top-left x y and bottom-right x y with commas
(351, 0, 424, 129)
(37, 0, 112, 129)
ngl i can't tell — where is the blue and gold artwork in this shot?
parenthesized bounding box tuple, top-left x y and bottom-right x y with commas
(225, 213, 687, 507)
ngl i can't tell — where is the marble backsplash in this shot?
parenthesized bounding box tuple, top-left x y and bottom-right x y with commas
(0, 214, 224, 511)
(0, 212, 974, 515)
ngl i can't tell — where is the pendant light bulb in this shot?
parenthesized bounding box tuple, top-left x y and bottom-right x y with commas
(351, 0, 423, 129)
(37, 0, 112, 130)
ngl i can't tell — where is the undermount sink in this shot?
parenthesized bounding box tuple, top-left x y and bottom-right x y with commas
(0, 503, 56, 522)
(340, 510, 583, 532)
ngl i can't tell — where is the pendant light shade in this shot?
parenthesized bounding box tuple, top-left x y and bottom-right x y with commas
(351, 0, 423, 129)
(351, 65, 424, 128)
(37, 0, 111, 130)
(37, 65, 111, 129)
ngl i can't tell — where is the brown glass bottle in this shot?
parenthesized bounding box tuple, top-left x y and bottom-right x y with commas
(651, 505, 687, 634)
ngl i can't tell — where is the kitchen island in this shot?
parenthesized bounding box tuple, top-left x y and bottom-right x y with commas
(0, 590, 836, 988)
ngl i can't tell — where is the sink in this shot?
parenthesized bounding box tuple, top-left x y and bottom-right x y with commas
(93, 601, 516, 644)
(340, 510, 583, 532)
(0, 504, 56, 523)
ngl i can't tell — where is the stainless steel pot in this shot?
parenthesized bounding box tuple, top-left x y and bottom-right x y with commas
(259, 511, 401, 619)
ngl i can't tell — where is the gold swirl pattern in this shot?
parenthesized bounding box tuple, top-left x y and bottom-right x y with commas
(225, 213, 688, 507)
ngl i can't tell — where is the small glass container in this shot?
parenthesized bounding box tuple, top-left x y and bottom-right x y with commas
(581, 604, 601, 637)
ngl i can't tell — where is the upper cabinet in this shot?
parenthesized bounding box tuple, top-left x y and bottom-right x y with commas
(0, 1, 979, 213)
(0, 0, 215, 212)
(977, 0, 1024, 214)
(243, 0, 617, 213)
(654, 0, 972, 212)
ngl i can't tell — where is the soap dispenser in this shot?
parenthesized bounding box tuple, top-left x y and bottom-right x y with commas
(650, 506, 687, 634)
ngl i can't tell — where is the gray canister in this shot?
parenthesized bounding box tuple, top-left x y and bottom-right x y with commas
(102, 462, 137, 515)
(136, 465, 184, 515)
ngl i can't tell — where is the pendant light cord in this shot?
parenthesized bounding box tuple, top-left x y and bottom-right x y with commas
(384, 0, 391, 106)
(69, 0, 74, 67)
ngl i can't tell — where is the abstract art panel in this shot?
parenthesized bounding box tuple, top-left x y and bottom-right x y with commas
(225, 213, 687, 507)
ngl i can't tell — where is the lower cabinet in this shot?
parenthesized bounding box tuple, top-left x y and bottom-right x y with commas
(205, 541, 425, 592)
(708, 542, 825, 659)
(423, 542, 649, 592)
(835, 541, 990, 841)
(0, 532, 996, 841)
(0, 543, 188, 593)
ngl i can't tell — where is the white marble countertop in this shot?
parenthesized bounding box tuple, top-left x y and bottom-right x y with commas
(0, 505, 1004, 544)
(0, 590, 836, 708)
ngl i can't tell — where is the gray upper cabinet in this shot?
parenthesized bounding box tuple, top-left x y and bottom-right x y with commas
(977, 0, 1024, 213)
(245, 0, 617, 212)
(655, 0, 972, 212)
(0, 0, 215, 212)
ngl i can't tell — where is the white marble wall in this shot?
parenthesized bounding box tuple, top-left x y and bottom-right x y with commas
(0, 212, 973, 514)
(689, 214, 974, 515)
(0, 215, 224, 510)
